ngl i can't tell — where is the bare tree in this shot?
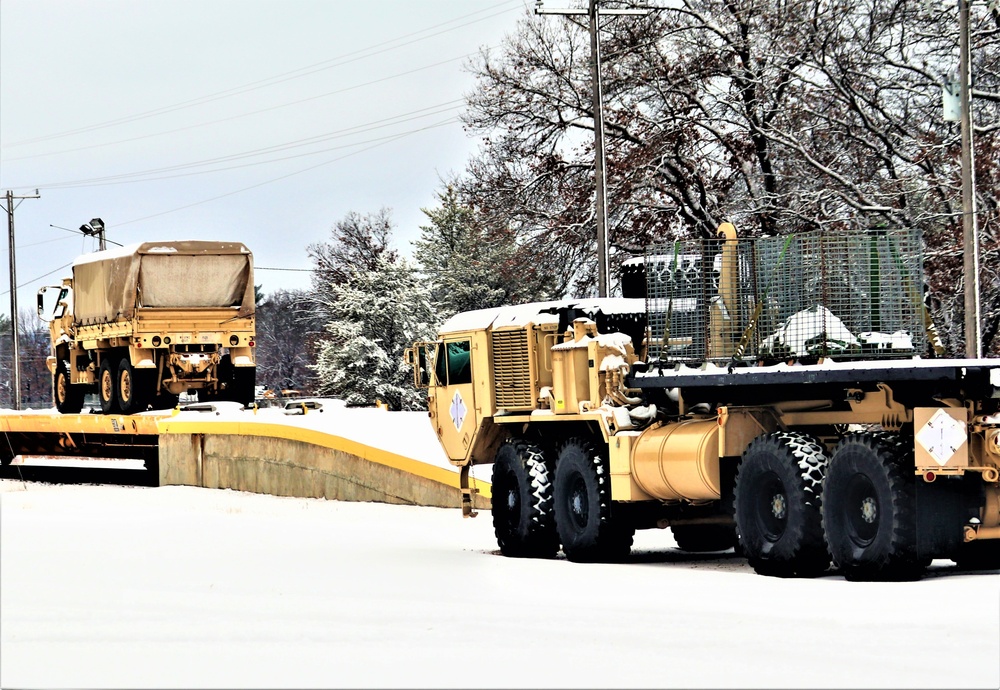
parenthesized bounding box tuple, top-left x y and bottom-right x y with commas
(0, 309, 53, 409)
(254, 288, 315, 394)
(307, 208, 398, 289)
(459, 0, 998, 352)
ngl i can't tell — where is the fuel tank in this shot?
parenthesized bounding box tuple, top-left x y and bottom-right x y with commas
(630, 418, 721, 501)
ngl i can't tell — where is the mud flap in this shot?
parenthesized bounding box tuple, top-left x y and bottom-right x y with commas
(460, 463, 479, 518)
(915, 475, 980, 559)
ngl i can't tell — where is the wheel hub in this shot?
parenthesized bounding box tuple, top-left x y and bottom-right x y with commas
(752, 472, 790, 542)
(770, 493, 787, 520)
(568, 475, 589, 529)
(859, 496, 877, 524)
(845, 473, 880, 547)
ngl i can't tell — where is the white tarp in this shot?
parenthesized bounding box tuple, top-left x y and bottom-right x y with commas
(71, 241, 253, 324)
(138, 254, 248, 308)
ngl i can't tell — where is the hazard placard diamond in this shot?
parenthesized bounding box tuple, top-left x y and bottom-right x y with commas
(916, 408, 966, 467)
(450, 390, 467, 432)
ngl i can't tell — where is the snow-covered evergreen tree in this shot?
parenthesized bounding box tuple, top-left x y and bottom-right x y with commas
(311, 254, 435, 411)
(306, 208, 398, 324)
(413, 183, 555, 319)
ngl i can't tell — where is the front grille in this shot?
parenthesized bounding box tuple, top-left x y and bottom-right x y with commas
(492, 330, 533, 410)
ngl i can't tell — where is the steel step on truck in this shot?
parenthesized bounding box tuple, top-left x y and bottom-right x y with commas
(38, 240, 256, 415)
(406, 225, 1000, 580)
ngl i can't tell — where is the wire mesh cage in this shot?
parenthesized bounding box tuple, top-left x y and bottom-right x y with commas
(643, 228, 928, 364)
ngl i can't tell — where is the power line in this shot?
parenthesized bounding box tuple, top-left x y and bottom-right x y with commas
(48, 224, 123, 247)
(2, 1, 521, 150)
(26, 103, 465, 189)
(5, 46, 476, 165)
(115, 119, 456, 228)
(19, 235, 77, 249)
(256, 267, 314, 273)
(32, 116, 460, 190)
(0, 262, 74, 298)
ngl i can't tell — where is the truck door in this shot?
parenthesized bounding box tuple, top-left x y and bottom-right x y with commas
(431, 338, 476, 462)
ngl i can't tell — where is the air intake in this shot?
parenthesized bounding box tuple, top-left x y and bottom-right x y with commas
(491, 329, 534, 410)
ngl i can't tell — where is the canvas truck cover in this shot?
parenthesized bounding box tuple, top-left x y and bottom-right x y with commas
(71, 240, 254, 325)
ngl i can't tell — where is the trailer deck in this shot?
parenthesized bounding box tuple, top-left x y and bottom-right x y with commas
(629, 358, 1000, 405)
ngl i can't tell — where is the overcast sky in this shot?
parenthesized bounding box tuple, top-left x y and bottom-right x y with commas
(0, 0, 533, 316)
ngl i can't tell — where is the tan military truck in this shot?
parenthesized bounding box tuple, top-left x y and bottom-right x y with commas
(407, 225, 1000, 580)
(38, 240, 256, 415)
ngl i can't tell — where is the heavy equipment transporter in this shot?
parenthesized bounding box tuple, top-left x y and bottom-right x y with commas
(406, 225, 1000, 579)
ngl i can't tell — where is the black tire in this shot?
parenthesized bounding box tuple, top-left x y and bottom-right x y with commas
(491, 439, 558, 558)
(553, 437, 634, 562)
(952, 540, 1000, 571)
(671, 524, 738, 552)
(734, 431, 830, 577)
(822, 433, 920, 581)
(53, 360, 85, 414)
(98, 358, 118, 414)
(117, 357, 150, 415)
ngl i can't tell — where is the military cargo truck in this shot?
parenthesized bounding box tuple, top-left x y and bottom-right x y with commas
(38, 240, 256, 415)
(406, 225, 1000, 580)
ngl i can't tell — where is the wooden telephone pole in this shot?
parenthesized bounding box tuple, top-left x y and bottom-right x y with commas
(2, 189, 41, 410)
(535, 1, 648, 297)
(958, 0, 981, 358)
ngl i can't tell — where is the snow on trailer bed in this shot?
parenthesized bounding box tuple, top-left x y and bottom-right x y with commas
(629, 357, 1000, 404)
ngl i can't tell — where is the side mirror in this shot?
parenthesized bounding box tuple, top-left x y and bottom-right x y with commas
(407, 343, 437, 389)
(37, 285, 68, 322)
(36, 286, 57, 321)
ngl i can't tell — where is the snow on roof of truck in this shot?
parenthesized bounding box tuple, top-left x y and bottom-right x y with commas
(438, 298, 646, 334)
(72, 240, 251, 267)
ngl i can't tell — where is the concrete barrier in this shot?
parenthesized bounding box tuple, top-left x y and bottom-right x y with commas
(157, 413, 491, 510)
(0, 407, 492, 511)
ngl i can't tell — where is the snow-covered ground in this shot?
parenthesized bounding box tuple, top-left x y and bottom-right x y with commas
(1, 405, 999, 689)
(1, 481, 997, 689)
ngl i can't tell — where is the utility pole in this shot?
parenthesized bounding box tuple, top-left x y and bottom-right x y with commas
(2, 189, 41, 411)
(535, 0, 648, 297)
(958, 0, 981, 358)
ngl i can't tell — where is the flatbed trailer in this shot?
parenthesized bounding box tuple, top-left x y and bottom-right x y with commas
(0, 411, 164, 484)
(629, 358, 998, 406)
